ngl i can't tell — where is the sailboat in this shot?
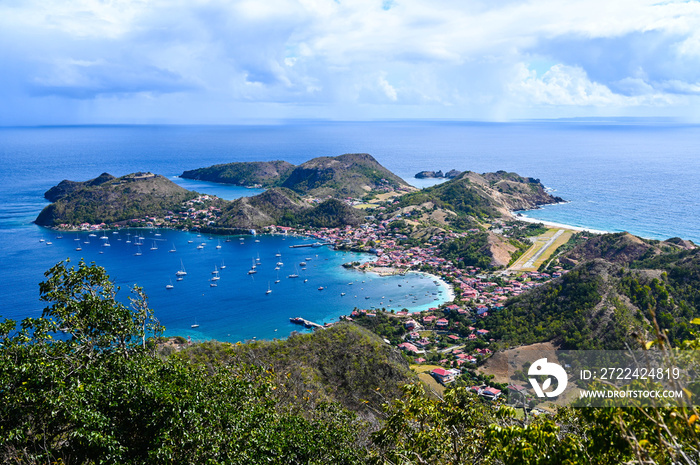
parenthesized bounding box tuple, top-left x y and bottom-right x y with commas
(175, 259, 187, 276)
(211, 265, 220, 280)
(134, 246, 142, 256)
(247, 258, 257, 274)
(166, 279, 174, 289)
(150, 241, 158, 251)
(216, 240, 222, 249)
(126, 233, 132, 244)
(266, 282, 272, 294)
(220, 260, 226, 270)
(191, 319, 199, 328)
(169, 243, 176, 253)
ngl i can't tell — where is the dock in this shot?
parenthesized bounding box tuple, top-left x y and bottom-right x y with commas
(289, 317, 324, 329)
(288, 242, 332, 248)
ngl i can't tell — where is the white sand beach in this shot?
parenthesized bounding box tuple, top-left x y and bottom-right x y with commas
(514, 213, 610, 235)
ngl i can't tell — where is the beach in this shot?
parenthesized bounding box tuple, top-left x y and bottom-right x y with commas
(514, 212, 610, 235)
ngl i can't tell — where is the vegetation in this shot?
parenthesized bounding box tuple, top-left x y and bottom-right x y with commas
(183, 153, 410, 199)
(35, 173, 198, 227)
(2, 260, 699, 464)
(181, 160, 296, 187)
(0, 260, 369, 464)
(439, 233, 493, 269)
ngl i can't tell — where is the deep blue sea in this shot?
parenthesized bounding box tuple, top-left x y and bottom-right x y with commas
(1, 121, 698, 340)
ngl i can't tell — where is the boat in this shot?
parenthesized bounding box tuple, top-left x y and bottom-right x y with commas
(220, 260, 226, 270)
(75, 245, 82, 251)
(275, 251, 281, 257)
(175, 259, 187, 276)
(89, 233, 97, 237)
(191, 320, 199, 328)
(304, 279, 308, 283)
(166, 280, 174, 289)
(197, 243, 205, 249)
(341, 292, 346, 296)
(210, 282, 218, 287)
(134, 246, 142, 256)
(216, 240, 222, 249)
(300, 262, 307, 266)
(103, 241, 110, 247)
(126, 233, 131, 244)
(318, 286, 324, 291)
(169, 243, 176, 253)
(276, 261, 283, 266)
(287, 273, 299, 278)
(187, 239, 193, 243)
(266, 282, 272, 294)
(73, 236, 80, 241)
(176, 276, 183, 281)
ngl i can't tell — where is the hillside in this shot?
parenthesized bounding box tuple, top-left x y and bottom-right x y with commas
(180, 160, 295, 187)
(395, 170, 563, 230)
(281, 153, 410, 198)
(182, 153, 412, 199)
(35, 173, 198, 227)
(174, 323, 416, 418)
(484, 234, 700, 350)
(215, 188, 364, 229)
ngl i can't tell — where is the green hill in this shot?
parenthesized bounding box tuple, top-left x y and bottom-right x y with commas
(35, 172, 197, 227)
(484, 234, 700, 350)
(182, 153, 411, 199)
(281, 153, 410, 198)
(180, 160, 295, 187)
(175, 323, 416, 417)
(396, 170, 563, 229)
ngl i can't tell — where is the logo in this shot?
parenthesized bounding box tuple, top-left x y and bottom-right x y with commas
(528, 358, 568, 398)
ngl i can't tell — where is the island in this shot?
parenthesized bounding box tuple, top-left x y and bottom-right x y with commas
(415, 169, 462, 179)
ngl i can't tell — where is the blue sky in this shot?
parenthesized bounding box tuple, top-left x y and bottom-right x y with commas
(2, 0, 700, 124)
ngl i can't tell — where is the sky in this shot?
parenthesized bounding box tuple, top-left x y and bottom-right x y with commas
(2, 0, 700, 125)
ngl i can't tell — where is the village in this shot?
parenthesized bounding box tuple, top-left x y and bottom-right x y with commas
(56, 190, 569, 406)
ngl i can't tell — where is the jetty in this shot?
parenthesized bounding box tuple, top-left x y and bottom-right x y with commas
(288, 242, 331, 248)
(289, 317, 324, 329)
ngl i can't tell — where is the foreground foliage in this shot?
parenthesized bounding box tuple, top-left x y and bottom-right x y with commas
(2, 260, 699, 464)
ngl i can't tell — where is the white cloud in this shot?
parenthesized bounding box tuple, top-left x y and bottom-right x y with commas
(1, 0, 700, 122)
(510, 63, 679, 107)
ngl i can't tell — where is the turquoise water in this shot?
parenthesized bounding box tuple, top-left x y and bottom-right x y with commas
(1, 121, 698, 339)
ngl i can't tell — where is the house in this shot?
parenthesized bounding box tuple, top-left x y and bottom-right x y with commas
(431, 368, 455, 385)
(436, 318, 449, 328)
(404, 319, 417, 330)
(398, 342, 419, 354)
(480, 387, 502, 400)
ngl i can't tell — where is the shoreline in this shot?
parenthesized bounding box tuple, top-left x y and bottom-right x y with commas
(513, 212, 610, 235)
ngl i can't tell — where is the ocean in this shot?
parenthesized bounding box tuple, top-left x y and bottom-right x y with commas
(1, 121, 698, 340)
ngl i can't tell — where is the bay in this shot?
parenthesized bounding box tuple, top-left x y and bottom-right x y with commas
(1, 121, 698, 340)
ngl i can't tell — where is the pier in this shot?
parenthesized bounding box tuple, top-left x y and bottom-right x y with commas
(289, 317, 324, 329)
(288, 242, 332, 248)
